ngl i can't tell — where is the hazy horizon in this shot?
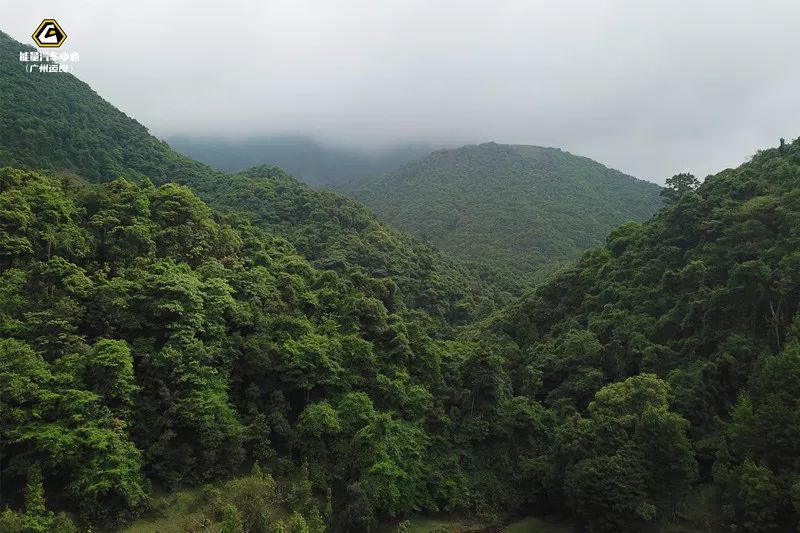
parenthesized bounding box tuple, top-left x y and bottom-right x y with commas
(165, 133, 661, 187)
(4, 1, 800, 184)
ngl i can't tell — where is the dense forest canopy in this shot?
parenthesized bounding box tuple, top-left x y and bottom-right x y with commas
(0, 168, 505, 531)
(0, 32, 495, 328)
(485, 140, 800, 530)
(2, 29, 800, 533)
(340, 143, 663, 290)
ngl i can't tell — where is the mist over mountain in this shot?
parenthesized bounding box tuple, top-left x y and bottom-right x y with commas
(341, 142, 662, 289)
(167, 135, 436, 187)
(3, 15, 800, 533)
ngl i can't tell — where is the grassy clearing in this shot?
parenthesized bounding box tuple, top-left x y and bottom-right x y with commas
(120, 484, 723, 533)
(396, 515, 572, 533)
(402, 515, 491, 532)
(652, 484, 726, 533)
(120, 487, 218, 533)
(502, 517, 573, 532)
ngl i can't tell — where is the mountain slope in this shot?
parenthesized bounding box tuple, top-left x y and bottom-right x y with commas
(6, 27, 800, 533)
(168, 134, 434, 187)
(0, 29, 513, 530)
(341, 142, 662, 288)
(483, 139, 800, 530)
(0, 31, 491, 327)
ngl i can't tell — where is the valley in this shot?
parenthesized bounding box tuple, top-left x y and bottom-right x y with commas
(2, 9, 800, 533)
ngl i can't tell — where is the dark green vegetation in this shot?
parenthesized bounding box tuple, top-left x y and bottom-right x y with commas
(0, 32, 491, 329)
(168, 135, 434, 188)
(0, 166, 509, 532)
(488, 140, 800, 531)
(2, 28, 800, 533)
(340, 143, 662, 290)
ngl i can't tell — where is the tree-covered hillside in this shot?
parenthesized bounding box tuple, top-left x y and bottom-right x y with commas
(3, 26, 800, 533)
(341, 143, 662, 290)
(0, 29, 526, 532)
(484, 139, 800, 531)
(168, 134, 434, 188)
(0, 168, 523, 531)
(0, 31, 492, 327)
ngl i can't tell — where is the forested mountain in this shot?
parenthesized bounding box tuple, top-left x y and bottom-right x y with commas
(3, 27, 800, 533)
(0, 31, 491, 330)
(341, 143, 662, 289)
(168, 135, 434, 188)
(0, 28, 524, 532)
(484, 139, 800, 530)
(0, 28, 495, 531)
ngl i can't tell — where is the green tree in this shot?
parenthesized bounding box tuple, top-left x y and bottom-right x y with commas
(84, 339, 138, 418)
(219, 504, 245, 533)
(24, 464, 49, 532)
(737, 460, 780, 532)
(660, 172, 699, 204)
(559, 375, 696, 530)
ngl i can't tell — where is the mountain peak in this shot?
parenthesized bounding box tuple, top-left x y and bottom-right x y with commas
(340, 142, 662, 288)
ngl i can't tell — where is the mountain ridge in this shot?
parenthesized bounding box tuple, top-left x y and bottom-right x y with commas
(340, 141, 663, 289)
(5, 26, 800, 533)
(0, 29, 492, 326)
(168, 134, 436, 188)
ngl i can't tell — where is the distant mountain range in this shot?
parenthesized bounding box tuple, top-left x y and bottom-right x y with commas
(338, 142, 663, 288)
(168, 135, 664, 290)
(4, 27, 800, 532)
(167, 134, 435, 187)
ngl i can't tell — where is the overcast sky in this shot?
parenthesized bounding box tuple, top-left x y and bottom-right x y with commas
(3, 1, 800, 183)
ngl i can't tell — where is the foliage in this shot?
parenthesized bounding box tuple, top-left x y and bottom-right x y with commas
(0, 31, 493, 331)
(557, 375, 696, 531)
(0, 167, 538, 530)
(490, 137, 800, 529)
(2, 27, 800, 533)
(342, 142, 662, 291)
(661, 172, 700, 204)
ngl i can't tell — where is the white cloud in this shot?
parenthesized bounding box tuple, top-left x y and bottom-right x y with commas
(2, 0, 799, 183)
